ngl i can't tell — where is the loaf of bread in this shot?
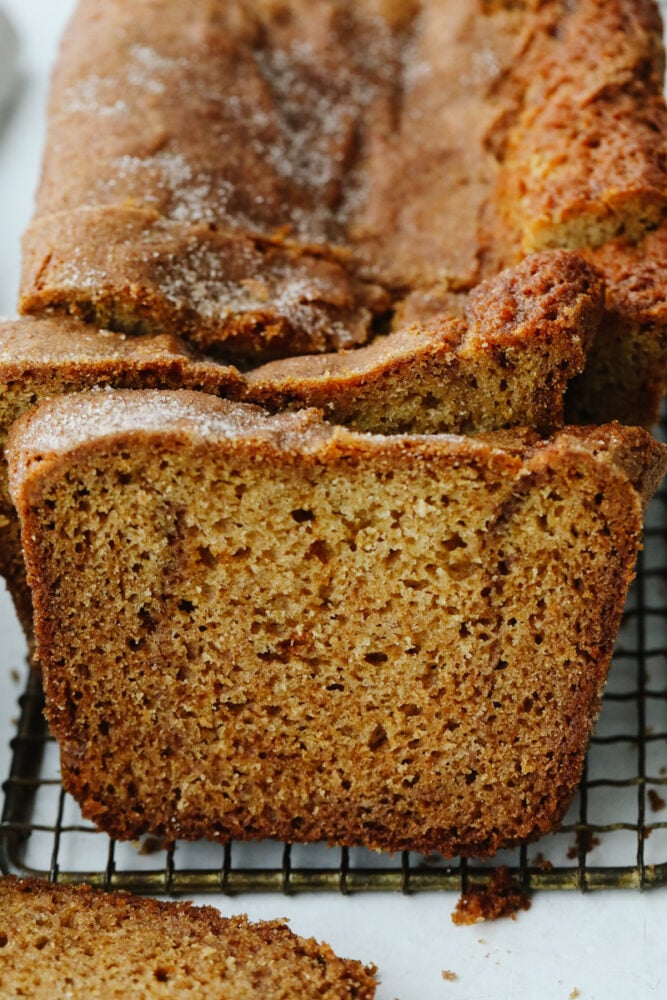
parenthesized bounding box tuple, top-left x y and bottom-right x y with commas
(0, 876, 377, 998)
(8, 389, 667, 858)
(0, 249, 602, 632)
(5, 0, 667, 874)
(19, 0, 667, 422)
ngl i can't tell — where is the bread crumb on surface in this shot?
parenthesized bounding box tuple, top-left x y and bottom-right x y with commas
(566, 830, 600, 859)
(441, 970, 459, 982)
(138, 836, 168, 856)
(451, 867, 531, 925)
(648, 789, 666, 812)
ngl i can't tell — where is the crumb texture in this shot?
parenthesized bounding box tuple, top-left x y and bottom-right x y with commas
(7, 390, 667, 857)
(243, 250, 604, 436)
(0, 876, 377, 998)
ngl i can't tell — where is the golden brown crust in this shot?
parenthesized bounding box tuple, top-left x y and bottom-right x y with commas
(543, 421, 667, 511)
(20, 0, 666, 388)
(8, 390, 666, 857)
(243, 250, 604, 435)
(0, 876, 377, 999)
(20, 0, 410, 358)
(486, 0, 667, 263)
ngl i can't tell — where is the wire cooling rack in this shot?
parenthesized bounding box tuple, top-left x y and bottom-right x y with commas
(1, 464, 667, 897)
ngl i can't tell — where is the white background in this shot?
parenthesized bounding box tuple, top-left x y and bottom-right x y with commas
(1, 3, 667, 997)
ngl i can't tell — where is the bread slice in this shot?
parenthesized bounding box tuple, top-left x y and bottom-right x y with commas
(566, 221, 667, 427)
(0, 317, 239, 631)
(8, 389, 666, 857)
(0, 876, 377, 998)
(20, 0, 667, 389)
(243, 249, 602, 434)
(0, 250, 602, 631)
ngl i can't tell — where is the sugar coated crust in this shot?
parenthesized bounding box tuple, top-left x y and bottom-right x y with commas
(7, 390, 667, 857)
(0, 876, 377, 998)
(0, 250, 603, 632)
(18, 0, 667, 424)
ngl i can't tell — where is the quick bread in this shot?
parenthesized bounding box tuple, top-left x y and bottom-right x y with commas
(19, 0, 667, 423)
(0, 876, 377, 998)
(8, 389, 667, 858)
(5, 0, 667, 871)
(0, 249, 602, 631)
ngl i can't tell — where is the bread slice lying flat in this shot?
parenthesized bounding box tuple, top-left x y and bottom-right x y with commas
(8, 390, 666, 857)
(0, 876, 377, 999)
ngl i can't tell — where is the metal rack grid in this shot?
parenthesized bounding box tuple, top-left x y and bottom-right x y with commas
(2, 472, 667, 897)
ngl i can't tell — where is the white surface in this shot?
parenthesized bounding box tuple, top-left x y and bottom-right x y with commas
(1, 2, 667, 997)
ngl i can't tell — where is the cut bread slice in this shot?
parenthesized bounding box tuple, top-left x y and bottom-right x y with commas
(8, 389, 666, 857)
(0, 317, 239, 631)
(0, 876, 377, 999)
(0, 250, 602, 631)
(244, 249, 602, 434)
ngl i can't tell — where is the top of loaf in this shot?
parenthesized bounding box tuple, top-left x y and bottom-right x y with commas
(0, 316, 198, 363)
(8, 389, 667, 514)
(6, 388, 471, 471)
(20, 0, 667, 360)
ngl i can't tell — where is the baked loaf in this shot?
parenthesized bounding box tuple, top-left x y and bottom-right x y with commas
(19, 0, 667, 420)
(0, 876, 377, 998)
(8, 389, 667, 857)
(0, 249, 602, 631)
